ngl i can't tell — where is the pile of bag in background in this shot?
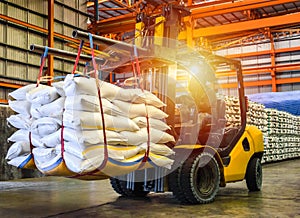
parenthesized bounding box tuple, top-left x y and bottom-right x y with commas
(6, 74, 175, 178)
(224, 95, 268, 132)
(264, 109, 300, 163)
(224, 95, 300, 164)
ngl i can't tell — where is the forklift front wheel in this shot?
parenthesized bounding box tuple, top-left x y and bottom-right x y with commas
(179, 152, 220, 204)
(246, 157, 262, 192)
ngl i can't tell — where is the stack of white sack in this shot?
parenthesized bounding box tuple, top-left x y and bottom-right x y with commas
(6, 83, 61, 169)
(62, 74, 175, 172)
(6, 74, 175, 177)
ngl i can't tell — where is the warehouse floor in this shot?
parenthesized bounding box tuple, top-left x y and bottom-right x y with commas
(0, 159, 299, 218)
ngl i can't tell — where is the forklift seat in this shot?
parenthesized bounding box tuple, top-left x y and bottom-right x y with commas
(198, 98, 227, 147)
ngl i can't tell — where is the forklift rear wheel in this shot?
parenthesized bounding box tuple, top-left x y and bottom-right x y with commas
(110, 177, 149, 197)
(246, 157, 262, 192)
(110, 177, 126, 195)
(171, 152, 220, 204)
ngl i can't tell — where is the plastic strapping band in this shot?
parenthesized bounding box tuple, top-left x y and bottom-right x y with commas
(134, 46, 142, 84)
(72, 40, 84, 74)
(89, 33, 98, 75)
(37, 46, 49, 87)
(134, 45, 150, 169)
(60, 109, 65, 159)
(29, 132, 34, 161)
(130, 55, 138, 88)
(89, 33, 108, 168)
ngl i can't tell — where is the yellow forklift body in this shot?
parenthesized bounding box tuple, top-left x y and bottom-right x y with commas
(173, 144, 226, 186)
(224, 125, 264, 183)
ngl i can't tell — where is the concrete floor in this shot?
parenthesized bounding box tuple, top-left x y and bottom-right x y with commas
(0, 159, 299, 218)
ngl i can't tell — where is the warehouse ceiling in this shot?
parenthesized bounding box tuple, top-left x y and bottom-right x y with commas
(87, 0, 135, 21)
(86, 0, 300, 50)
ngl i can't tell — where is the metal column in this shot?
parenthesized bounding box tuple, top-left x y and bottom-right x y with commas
(48, 0, 54, 85)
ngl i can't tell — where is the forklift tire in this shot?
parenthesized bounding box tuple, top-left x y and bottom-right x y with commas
(168, 161, 191, 204)
(170, 152, 220, 204)
(246, 157, 262, 192)
(110, 177, 126, 196)
(110, 177, 149, 197)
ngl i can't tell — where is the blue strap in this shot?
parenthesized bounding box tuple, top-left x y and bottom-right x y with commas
(53, 75, 66, 80)
(79, 40, 84, 49)
(88, 33, 93, 49)
(43, 46, 49, 58)
(39, 46, 49, 65)
(37, 46, 49, 86)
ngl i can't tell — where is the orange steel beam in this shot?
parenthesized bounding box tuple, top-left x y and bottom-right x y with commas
(225, 46, 300, 59)
(92, 21, 136, 34)
(276, 77, 300, 85)
(48, 0, 54, 85)
(91, 13, 136, 33)
(210, 31, 258, 41)
(225, 50, 270, 59)
(216, 64, 300, 78)
(98, 7, 129, 11)
(269, 32, 277, 92)
(0, 14, 79, 44)
(220, 77, 300, 89)
(87, 0, 108, 7)
(0, 99, 8, 104)
(187, 0, 235, 9)
(0, 82, 23, 89)
(221, 80, 271, 88)
(97, 12, 135, 24)
(190, 0, 299, 19)
(179, 12, 300, 39)
(213, 32, 260, 50)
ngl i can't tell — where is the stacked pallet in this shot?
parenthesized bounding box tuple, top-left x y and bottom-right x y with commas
(224, 95, 300, 163)
(264, 109, 300, 163)
(224, 96, 241, 127)
(224, 96, 268, 132)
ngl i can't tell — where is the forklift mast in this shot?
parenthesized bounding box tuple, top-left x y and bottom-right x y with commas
(132, 6, 247, 150)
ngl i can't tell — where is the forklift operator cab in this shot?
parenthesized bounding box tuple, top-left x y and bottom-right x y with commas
(176, 59, 230, 151)
(170, 58, 264, 204)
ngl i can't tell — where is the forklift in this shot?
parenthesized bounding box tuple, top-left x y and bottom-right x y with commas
(75, 5, 264, 204)
(104, 45, 264, 204)
(30, 5, 264, 204)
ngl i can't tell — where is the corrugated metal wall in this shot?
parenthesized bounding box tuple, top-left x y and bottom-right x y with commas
(0, 0, 88, 100)
(216, 36, 300, 96)
(0, 0, 88, 180)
